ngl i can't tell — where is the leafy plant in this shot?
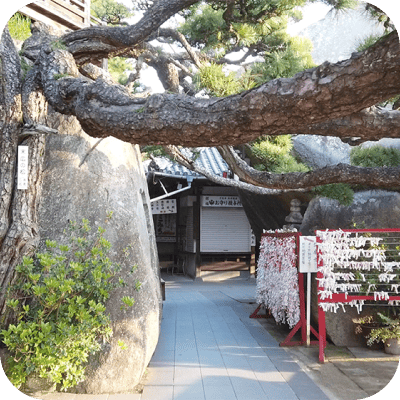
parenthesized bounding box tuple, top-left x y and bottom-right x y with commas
(367, 313, 400, 345)
(1, 217, 139, 391)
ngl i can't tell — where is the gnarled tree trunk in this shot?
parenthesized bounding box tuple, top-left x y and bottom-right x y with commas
(0, 27, 47, 315)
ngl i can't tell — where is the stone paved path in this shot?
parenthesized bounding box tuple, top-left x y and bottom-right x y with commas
(25, 277, 332, 400)
(140, 278, 330, 400)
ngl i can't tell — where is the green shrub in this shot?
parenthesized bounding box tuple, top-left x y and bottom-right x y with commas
(1, 218, 139, 391)
(8, 13, 31, 41)
(350, 145, 400, 168)
(250, 135, 309, 173)
(313, 183, 354, 206)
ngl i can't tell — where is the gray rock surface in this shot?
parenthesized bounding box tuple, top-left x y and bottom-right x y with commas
(293, 134, 400, 170)
(298, 4, 384, 65)
(300, 190, 400, 235)
(37, 110, 162, 394)
(292, 135, 351, 168)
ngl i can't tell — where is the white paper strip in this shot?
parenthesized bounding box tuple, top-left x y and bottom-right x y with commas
(17, 146, 29, 190)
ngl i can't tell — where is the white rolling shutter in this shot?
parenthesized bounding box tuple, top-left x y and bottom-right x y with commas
(200, 207, 251, 253)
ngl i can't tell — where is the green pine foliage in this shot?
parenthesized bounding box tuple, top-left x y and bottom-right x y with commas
(8, 13, 31, 41)
(141, 145, 168, 160)
(250, 135, 309, 173)
(91, 0, 133, 25)
(313, 183, 354, 206)
(319, 0, 358, 10)
(350, 145, 400, 168)
(1, 218, 139, 391)
(356, 34, 383, 52)
(179, 5, 226, 50)
(250, 36, 314, 84)
(196, 63, 246, 97)
(108, 57, 131, 85)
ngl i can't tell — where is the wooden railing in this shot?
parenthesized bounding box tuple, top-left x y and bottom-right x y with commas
(20, 0, 92, 31)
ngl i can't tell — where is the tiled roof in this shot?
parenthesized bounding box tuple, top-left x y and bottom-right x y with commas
(144, 147, 230, 179)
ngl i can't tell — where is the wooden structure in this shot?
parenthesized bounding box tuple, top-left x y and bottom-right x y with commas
(19, 0, 97, 31)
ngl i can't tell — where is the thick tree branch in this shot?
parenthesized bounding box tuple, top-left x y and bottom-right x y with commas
(164, 145, 292, 195)
(39, 31, 400, 147)
(155, 28, 202, 69)
(291, 106, 400, 145)
(218, 145, 400, 190)
(63, 0, 199, 63)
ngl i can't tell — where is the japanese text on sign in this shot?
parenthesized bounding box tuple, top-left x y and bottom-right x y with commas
(151, 199, 177, 214)
(201, 196, 242, 207)
(299, 236, 318, 273)
(17, 146, 29, 190)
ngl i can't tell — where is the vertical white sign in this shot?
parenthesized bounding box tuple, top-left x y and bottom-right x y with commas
(299, 236, 317, 346)
(299, 236, 318, 273)
(17, 146, 29, 190)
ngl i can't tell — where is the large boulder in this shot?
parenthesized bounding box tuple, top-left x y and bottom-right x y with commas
(37, 110, 162, 394)
(292, 135, 351, 168)
(300, 190, 400, 235)
(293, 134, 400, 171)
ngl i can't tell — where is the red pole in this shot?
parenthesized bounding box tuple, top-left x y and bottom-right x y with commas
(318, 305, 326, 363)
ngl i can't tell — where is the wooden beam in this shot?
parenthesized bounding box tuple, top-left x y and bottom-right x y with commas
(19, 0, 91, 31)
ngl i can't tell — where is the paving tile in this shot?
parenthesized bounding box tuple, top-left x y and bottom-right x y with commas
(145, 365, 174, 385)
(284, 371, 330, 400)
(197, 350, 225, 367)
(108, 394, 142, 400)
(174, 366, 202, 385)
(141, 385, 173, 400)
(230, 378, 268, 400)
(151, 350, 175, 363)
(259, 381, 299, 400)
(201, 372, 231, 387)
(173, 383, 205, 400)
(175, 348, 199, 364)
(141, 280, 333, 400)
(203, 384, 237, 400)
(39, 394, 77, 400)
(270, 358, 302, 373)
(246, 356, 277, 373)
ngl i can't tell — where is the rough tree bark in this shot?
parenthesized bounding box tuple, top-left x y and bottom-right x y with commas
(0, 27, 48, 313)
(217, 145, 400, 190)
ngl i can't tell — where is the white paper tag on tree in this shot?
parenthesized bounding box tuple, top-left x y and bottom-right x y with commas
(17, 146, 29, 190)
